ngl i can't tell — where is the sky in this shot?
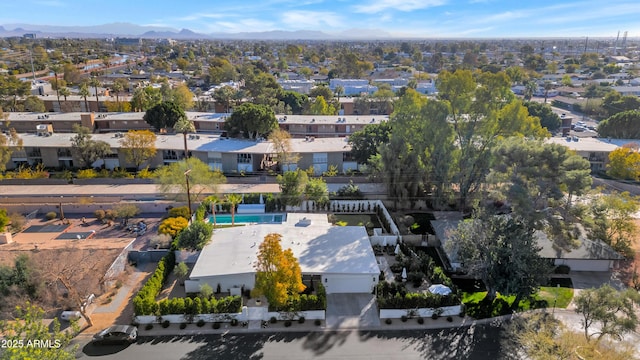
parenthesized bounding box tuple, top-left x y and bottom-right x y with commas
(2, 0, 640, 38)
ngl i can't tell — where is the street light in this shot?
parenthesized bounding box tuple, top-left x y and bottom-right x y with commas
(184, 169, 192, 222)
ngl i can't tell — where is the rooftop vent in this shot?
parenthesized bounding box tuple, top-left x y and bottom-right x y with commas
(296, 217, 312, 227)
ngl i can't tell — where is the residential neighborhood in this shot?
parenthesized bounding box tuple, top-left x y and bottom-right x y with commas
(2, 4, 640, 359)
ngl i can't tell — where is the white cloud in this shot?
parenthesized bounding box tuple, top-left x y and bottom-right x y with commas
(281, 11, 344, 28)
(353, 0, 447, 14)
(210, 19, 277, 33)
(177, 13, 228, 21)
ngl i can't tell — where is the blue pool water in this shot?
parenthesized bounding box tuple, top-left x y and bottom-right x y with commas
(209, 214, 285, 224)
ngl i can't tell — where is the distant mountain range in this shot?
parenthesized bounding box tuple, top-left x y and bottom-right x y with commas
(0, 22, 394, 40)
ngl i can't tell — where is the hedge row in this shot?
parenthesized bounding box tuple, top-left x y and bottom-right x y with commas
(157, 295, 242, 316)
(287, 283, 327, 311)
(133, 252, 176, 315)
(377, 291, 459, 310)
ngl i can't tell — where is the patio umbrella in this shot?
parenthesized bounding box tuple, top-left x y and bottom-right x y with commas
(401, 267, 407, 281)
(382, 238, 387, 247)
(259, 193, 264, 204)
(394, 244, 401, 255)
(428, 284, 452, 296)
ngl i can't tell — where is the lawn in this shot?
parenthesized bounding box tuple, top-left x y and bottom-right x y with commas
(461, 278, 574, 318)
(329, 214, 382, 235)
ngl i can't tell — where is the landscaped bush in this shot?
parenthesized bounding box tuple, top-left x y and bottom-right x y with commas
(111, 167, 134, 178)
(230, 318, 238, 326)
(212, 322, 221, 329)
(385, 318, 392, 325)
(270, 317, 277, 324)
(554, 265, 571, 274)
(136, 167, 154, 179)
(133, 251, 176, 315)
(94, 209, 106, 221)
(197, 319, 205, 327)
(156, 295, 242, 316)
(431, 313, 439, 320)
(45, 211, 57, 220)
(417, 317, 424, 324)
(314, 319, 322, 326)
(158, 217, 189, 238)
(430, 267, 454, 288)
(168, 206, 191, 219)
(179, 323, 187, 329)
(284, 320, 292, 327)
(162, 320, 170, 328)
(401, 315, 408, 322)
(76, 169, 98, 179)
(446, 316, 453, 322)
(298, 317, 305, 324)
(376, 282, 458, 310)
(145, 324, 153, 330)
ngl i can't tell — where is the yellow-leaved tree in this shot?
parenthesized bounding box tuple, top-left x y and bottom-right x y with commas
(607, 145, 640, 180)
(253, 233, 305, 309)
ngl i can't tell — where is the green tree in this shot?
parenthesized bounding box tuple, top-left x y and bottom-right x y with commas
(69, 124, 112, 168)
(225, 103, 277, 140)
(277, 170, 308, 207)
(155, 157, 226, 202)
(0, 109, 23, 172)
(143, 101, 186, 132)
(253, 233, 305, 309)
(278, 90, 308, 115)
(112, 204, 140, 225)
(130, 86, 162, 112)
(523, 101, 562, 132)
(0, 302, 77, 360)
(587, 191, 639, 258)
(22, 96, 45, 112)
(213, 86, 235, 113)
(598, 110, 640, 139)
(224, 193, 243, 226)
(448, 214, 551, 304)
(304, 177, 329, 206)
(89, 77, 101, 110)
(176, 221, 213, 251)
(308, 95, 336, 115)
(174, 262, 189, 285)
(602, 91, 640, 118)
(173, 118, 196, 158)
(0, 208, 8, 232)
(348, 121, 391, 164)
(120, 130, 157, 169)
(574, 284, 639, 342)
(79, 83, 90, 111)
(203, 195, 222, 228)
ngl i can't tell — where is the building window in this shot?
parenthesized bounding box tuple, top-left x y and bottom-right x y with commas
(313, 153, 327, 163)
(343, 152, 354, 162)
(237, 153, 251, 164)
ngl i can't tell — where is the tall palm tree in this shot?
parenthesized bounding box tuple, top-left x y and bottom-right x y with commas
(225, 193, 243, 226)
(111, 81, 124, 109)
(205, 195, 221, 228)
(79, 83, 90, 111)
(173, 118, 195, 159)
(90, 77, 101, 110)
(50, 64, 62, 110)
(59, 87, 71, 111)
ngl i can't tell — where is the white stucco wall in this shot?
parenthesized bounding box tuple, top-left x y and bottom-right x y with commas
(185, 273, 255, 294)
(554, 259, 612, 272)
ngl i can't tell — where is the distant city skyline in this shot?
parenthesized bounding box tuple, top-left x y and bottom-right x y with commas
(2, 0, 640, 38)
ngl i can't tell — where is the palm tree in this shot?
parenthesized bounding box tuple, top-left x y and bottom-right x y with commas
(225, 193, 243, 226)
(524, 80, 538, 101)
(205, 195, 221, 228)
(59, 87, 71, 111)
(90, 77, 101, 110)
(543, 81, 554, 104)
(79, 83, 90, 111)
(173, 118, 195, 159)
(111, 81, 124, 109)
(50, 64, 62, 110)
(335, 85, 344, 103)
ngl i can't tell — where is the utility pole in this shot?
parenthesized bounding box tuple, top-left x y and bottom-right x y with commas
(184, 169, 192, 222)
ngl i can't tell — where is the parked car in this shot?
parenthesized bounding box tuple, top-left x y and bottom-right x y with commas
(59, 311, 82, 321)
(92, 325, 137, 345)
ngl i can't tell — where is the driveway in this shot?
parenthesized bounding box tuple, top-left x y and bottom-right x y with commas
(566, 270, 626, 310)
(325, 293, 380, 329)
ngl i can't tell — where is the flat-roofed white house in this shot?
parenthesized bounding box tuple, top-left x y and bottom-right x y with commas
(185, 213, 380, 295)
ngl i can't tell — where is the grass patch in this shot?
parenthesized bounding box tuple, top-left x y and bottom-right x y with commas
(462, 278, 574, 318)
(328, 214, 382, 235)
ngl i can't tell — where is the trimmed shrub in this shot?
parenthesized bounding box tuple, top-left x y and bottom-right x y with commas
(94, 209, 106, 221)
(314, 319, 322, 326)
(298, 317, 306, 324)
(284, 320, 292, 327)
(162, 320, 170, 328)
(45, 212, 57, 220)
(212, 322, 221, 329)
(447, 316, 453, 322)
(158, 217, 189, 238)
(401, 315, 408, 322)
(179, 323, 187, 329)
(417, 317, 424, 324)
(385, 318, 392, 325)
(196, 319, 205, 327)
(168, 206, 191, 219)
(230, 318, 238, 326)
(77, 169, 98, 179)
(431, 313, 439, 320)
(145, 324, 153, 330)
(554, 265, 571, 274)
(270, 316, 277, 324)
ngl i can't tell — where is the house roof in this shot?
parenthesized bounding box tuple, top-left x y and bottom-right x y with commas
(546, 137, 638, 153)
(431, 219, 623, 262)
(189, 213, 380, 279)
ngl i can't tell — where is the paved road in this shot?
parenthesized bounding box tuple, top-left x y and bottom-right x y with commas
(75, 325, 512, 360)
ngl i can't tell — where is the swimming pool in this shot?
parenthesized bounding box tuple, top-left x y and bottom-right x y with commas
(209, 214, 285, 224)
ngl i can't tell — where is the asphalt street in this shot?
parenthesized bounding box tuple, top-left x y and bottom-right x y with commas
(75, 325, 512, 360)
